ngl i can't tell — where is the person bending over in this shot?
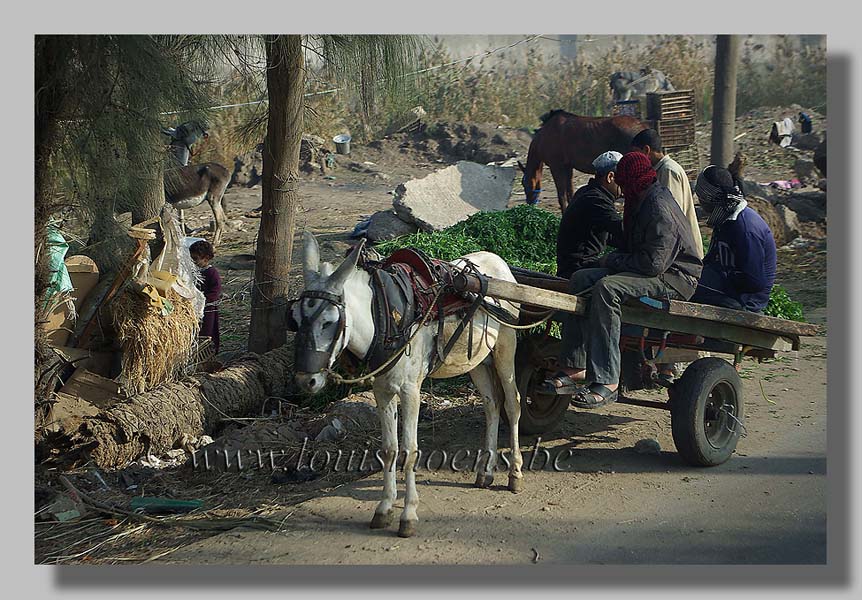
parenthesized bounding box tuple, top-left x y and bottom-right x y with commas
(691, 165, 777, 313)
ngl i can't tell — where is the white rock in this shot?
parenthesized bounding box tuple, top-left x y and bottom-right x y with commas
(393, 161, 515, 232)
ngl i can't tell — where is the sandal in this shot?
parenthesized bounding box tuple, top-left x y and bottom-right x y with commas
(570, 382, 619, 409)
(538, 370, 586, 396)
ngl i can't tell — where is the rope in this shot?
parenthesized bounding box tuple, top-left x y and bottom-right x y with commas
(478, 304, 554, 330)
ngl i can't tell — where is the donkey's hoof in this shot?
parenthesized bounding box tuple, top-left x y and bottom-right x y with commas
(508, 476, 525, 494)
(370, 510, 395, 529)
(475, 473, 494, 488)
(398, 520, 418, 538)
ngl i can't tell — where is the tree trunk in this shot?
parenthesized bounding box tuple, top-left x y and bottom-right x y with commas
(41, 345, 294, 470)
(35, 36, 70, 406)
(710, 35, 741, 168)
(248, 35, 305, 353)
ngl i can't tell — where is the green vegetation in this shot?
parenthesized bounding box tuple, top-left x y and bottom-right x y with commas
(375, 204, 560, 274)
(765, 285, 805, 322)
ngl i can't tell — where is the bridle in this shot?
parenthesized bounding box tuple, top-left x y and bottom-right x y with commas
(293, 289, 348, 374)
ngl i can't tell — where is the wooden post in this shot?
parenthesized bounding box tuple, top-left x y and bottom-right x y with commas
(710, 35, 741, 168)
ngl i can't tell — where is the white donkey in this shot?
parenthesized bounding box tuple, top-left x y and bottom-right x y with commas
(292, 233, 524, 538)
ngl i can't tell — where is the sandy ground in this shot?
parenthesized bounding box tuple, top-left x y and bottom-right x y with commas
(161, 332, 826, 565)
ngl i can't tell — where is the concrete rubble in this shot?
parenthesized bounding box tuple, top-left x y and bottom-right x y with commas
(393, 161, 515, 231)
(365, 209, 419, 242)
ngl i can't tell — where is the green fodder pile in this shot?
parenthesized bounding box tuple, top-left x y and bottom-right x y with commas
(111, 288, 199, 395)
(375, 204, 561, 274)
(374, 204, 806, 321)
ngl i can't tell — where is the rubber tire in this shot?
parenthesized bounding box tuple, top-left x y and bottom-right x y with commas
(504, 335, 571, 435)
(670, 357, 744, 467)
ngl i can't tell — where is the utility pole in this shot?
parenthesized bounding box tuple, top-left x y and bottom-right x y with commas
(710, 35, 741, 168)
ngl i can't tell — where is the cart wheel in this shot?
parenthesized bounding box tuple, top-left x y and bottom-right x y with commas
(671, 357, 744, 467)
(504, 335, 570, 435)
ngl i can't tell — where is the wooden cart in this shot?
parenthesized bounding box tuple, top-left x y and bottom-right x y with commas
(450, 266, 820, 467)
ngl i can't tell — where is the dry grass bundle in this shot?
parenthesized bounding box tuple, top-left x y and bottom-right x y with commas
(111, 287, 199, 395)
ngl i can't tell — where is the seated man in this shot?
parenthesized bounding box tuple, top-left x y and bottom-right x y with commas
(691, 165, 777, 312)
(631, 128, 704, 258)
(541, 152, 703, 408)
(555, 151, 624, 279)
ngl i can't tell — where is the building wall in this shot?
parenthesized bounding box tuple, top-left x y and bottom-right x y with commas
(428, 34, 826, 65)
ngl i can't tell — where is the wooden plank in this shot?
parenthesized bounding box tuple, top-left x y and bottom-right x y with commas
(664, 300, 820, 337)
(484, 277, 587, 314)
(504, 272, 811, 349)
(621, 304, 797, 351)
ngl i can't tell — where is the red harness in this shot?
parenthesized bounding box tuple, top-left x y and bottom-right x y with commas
(381, 248, 473, 319)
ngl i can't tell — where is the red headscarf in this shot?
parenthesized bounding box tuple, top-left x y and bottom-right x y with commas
(615, 151, 657, 233)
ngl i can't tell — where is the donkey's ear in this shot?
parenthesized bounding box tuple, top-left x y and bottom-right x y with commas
(327, 239, 365, 291)
(517, 161, 526, 173)
(303, 231, 320, 284)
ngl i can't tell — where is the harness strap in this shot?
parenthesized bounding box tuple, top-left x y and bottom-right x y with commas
(430, 266, 488, 374)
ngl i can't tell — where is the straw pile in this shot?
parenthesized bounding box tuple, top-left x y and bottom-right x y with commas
(111, 286, 199, 395)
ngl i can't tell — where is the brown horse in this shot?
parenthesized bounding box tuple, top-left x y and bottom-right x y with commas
(518, 110, 647, 212)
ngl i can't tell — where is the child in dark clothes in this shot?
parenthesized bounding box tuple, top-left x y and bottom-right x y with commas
(189, 240, 222, 354)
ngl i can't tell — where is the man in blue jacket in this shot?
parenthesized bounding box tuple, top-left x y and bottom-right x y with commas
(691, 165, 777, 313)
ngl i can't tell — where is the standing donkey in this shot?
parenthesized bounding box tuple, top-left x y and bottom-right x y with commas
(163, 163, 231, 246)
(292, 233, 524, 538)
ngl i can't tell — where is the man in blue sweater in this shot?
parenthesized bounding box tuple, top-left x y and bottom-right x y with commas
(691, 166, 777, 313)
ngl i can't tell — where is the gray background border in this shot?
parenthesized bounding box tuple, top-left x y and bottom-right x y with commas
(6, 0, 859, 596)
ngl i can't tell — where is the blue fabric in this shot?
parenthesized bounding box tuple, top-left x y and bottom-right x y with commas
(700, 207, 776, 312)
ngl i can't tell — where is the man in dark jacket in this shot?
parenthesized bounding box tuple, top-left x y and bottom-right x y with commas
(556, 151, 624, 279)
(691, 165, 777, 312)
(542, 152, 703, 408)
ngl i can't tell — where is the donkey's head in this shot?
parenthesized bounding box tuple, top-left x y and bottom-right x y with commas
(291, 232, 365, 394)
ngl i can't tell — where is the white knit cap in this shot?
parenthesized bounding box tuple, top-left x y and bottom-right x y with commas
(592, 151, 623, 173)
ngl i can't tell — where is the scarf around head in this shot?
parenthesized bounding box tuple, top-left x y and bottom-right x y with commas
(695, 165, 746, 228)
(615, 152, 657, 233)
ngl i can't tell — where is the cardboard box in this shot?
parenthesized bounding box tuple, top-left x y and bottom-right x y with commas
(41, 256, 100, 347)
(65, 255, 99, 312)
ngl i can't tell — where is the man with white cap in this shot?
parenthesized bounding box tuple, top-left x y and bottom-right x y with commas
(555, 150, 624, 279)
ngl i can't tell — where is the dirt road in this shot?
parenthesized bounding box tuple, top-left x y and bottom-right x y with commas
(161, 327, 826, 565)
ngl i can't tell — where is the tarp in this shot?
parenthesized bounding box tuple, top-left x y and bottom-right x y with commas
(44, 226, 73, 305)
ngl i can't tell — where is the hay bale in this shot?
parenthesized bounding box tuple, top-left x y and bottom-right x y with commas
(111, 287, 199, 395)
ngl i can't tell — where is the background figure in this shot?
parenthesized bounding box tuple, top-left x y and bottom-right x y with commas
(798, 111, 813, 134)
(165, 120, 209, 167)
(189, 240, 222, 354)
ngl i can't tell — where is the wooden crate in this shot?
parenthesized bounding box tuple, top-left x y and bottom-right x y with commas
(665, 144, 701, 180)
(613, 99, 641, 118)
(646, 90, 695, 121)
(650, 117, 696, 147)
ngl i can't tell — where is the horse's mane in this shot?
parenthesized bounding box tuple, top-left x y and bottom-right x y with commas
(539, 108, 576, 124)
